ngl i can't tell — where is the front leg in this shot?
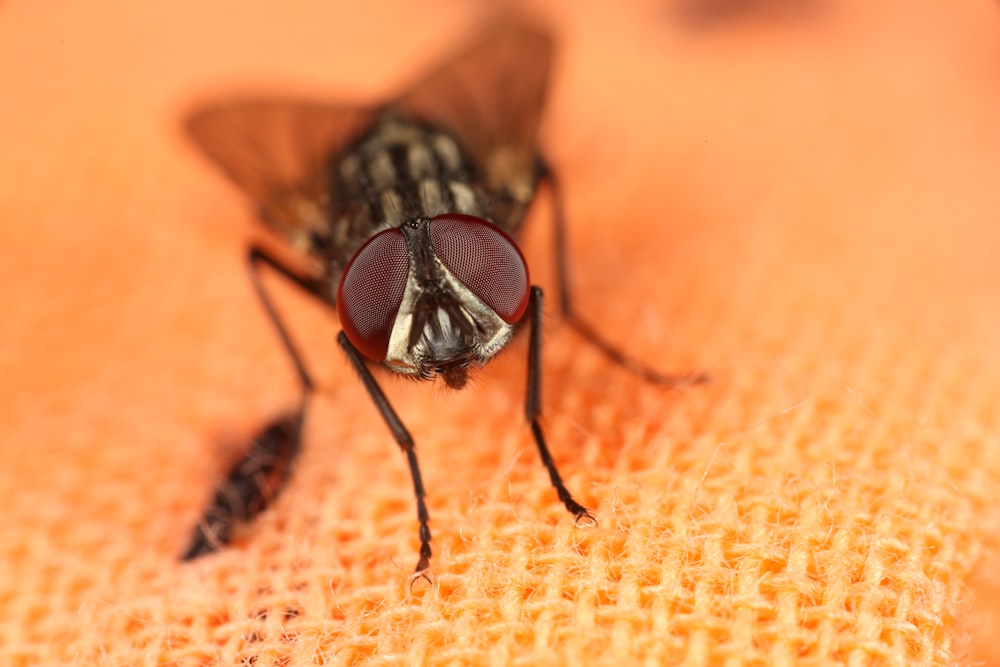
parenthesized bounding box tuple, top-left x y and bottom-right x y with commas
(525, 285, 597, 526)
(337, 332, 433, 579)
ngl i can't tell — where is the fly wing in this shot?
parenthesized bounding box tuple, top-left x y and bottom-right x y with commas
(393, 23, 552, 234)
(186, 100, 374, 258)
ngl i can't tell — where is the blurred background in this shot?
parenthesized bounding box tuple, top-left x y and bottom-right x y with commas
(2, 1, 1000, 664)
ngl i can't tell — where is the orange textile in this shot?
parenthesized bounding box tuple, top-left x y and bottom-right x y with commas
(3, 1, 1000, 665)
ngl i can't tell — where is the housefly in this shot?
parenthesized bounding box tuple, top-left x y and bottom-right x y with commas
(182, 22, 704, 576)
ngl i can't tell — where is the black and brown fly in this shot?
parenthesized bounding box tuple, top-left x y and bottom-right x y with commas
(182, 23, 704, 576)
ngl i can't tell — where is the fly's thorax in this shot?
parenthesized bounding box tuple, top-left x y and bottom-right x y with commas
(334, 114, 489, 227)
(326, 116, 490, 294)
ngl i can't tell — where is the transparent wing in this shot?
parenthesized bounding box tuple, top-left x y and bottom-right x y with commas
(185, 100, 374, 256)
(394, 23, 552, 227)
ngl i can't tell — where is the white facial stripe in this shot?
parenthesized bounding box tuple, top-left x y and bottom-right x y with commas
(383, 258, 515, 376)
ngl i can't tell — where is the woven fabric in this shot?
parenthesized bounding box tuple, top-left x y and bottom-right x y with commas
(3, 2, 1000, 665)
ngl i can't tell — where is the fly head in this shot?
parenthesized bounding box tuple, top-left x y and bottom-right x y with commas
(337, 214, 530, 388)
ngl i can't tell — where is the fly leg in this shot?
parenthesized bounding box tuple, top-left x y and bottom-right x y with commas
(337, 333, 433, 580)
(525, 286, 597, 526)
(538, 161, 709, 387)
(181, 245, 327, 560)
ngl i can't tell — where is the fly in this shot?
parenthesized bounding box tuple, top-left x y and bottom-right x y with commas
(181, 22, 705, 576)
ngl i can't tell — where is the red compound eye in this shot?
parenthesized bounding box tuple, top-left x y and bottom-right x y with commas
(337, 229, 410, 361)
(429, 214, 530, 323)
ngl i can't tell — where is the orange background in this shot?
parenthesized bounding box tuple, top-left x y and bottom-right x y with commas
(3, 1, 1000, 665)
